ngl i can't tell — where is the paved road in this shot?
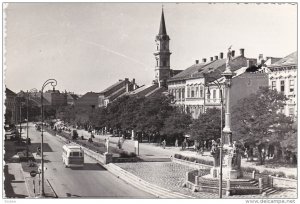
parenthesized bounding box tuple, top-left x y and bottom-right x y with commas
(27, 124, 154, 198)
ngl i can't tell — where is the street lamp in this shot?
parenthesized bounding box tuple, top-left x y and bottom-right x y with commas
(26, 88, 38, 159)
(40, 79, 57, 196)
(205, 77, 224, 198)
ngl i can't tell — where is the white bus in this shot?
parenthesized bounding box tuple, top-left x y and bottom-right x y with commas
(62, 144, 84, 167)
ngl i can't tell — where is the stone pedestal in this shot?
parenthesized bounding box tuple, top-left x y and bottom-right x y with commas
(104, 152, 113, 164)
(228, 169, 242, 179)
(210, 167, 221, 178)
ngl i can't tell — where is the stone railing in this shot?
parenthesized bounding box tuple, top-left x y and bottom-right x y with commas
(172, 157, 212, 169)
(269, 176, 297, 189)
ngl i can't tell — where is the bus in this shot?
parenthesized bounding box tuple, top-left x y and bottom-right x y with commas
(62, 144, 84, 168)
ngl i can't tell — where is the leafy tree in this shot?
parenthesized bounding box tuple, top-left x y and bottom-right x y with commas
(231, 86, 292, 164)
(189, 107, 224, 144)
(160, 111, 192, 143)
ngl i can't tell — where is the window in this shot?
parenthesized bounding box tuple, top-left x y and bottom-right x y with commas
(280, 80, 285, 92)
(196, 87, 199, 98)
(182, 89, 185, 99)
(271, 81, 276, 90)
(289, 80, 294, 92)
(207, 92, 210, 102)
(191, 87, 195, 98)
(178, 89, 181, 99)
(187, 87, 190, 98)
(213, 90, 216, 99)
(200, 86, 203, 98)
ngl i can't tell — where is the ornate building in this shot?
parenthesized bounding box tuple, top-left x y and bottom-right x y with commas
(266, 51, 297, 117)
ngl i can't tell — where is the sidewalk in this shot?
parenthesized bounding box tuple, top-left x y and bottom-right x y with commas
(4, 139, 57, 198)
(75, 128, 297, 176)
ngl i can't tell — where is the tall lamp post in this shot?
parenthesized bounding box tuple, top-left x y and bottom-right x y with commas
(206, 77, 224, 198)
(40, 79, 57, 196)
(26, 88, 38, 159)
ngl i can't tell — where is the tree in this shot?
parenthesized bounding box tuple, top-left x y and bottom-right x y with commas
(160, 111, 192, 143)
(231, 86, 292, 164)
(189, 107, 224, 144)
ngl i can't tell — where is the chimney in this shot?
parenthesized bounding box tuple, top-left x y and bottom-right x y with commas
(210, 57, 214, 61)
(125, 78, 129, 92)
(202, 58, 207, 63)
(132, 78, 136, 90)
(247, 59, 254, 67)
(240, 48, 245, 57)
(220, 52, 224, 59)
(215, 56, 218, 60)
(231, 50, 235, 57)
(195, 60, 199, 64)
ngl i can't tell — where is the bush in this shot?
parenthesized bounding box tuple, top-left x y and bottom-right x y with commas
(173, 153, 213, 166)
(188, 157, 196, 162)
(276, 171, 286, 178)
(241, 167, 258, 173)
(119, 150, 136, 158)
(287, 174, 297, 180)
(260, 170, 275, 176)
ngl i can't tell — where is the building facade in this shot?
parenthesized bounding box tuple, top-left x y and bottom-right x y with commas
(168, 48, 269, 119)
(267, 51, 297, 117)
(5, 88, 17, 125)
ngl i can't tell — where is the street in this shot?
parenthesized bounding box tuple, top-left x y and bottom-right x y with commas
(26, 123, 154, 198)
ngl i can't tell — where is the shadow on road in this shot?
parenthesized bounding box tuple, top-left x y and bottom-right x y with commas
(70, 163, 106, 171)
(29, 143, 53, 153)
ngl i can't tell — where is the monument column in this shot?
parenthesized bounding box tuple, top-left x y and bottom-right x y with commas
(222, 47, 242, 179)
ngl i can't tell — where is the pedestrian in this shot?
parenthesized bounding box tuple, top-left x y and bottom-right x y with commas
(245, 148, 249, 161)
(175, 139, 178, 147)
(162, 139, 166, 149)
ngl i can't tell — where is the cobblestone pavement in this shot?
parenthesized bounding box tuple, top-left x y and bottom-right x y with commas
(116, 162, 297, 199)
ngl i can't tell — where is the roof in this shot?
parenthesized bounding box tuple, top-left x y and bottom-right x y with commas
(129, 84, 159, 97)
(201, 56, 247, 83)
(159, 9, 167, 35)
(168, 62, 207, 82)
(100, 80, 124, 94)
(269, 51, 297, 67)
(5, 88, 17, 97)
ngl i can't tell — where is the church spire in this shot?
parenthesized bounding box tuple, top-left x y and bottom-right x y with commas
(158, 8, 167, 35)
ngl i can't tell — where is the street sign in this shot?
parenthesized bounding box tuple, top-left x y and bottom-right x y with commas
(30, 170, 37, 177)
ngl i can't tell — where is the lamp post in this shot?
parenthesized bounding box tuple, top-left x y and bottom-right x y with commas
(206, 78, 224, 198)
(26, 88, 38, 159)
(40, 79, 57, 196)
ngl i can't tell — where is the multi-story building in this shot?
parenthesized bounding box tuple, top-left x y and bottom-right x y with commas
(266, 51, 297, 117)
(43, 90, 67, 107)
(5, 88, 17, 125)
(168, 48, 270, 119)
(75, 92, 100, 109)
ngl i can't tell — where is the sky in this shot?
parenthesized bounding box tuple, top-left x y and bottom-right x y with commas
(3, 3, 297, 95)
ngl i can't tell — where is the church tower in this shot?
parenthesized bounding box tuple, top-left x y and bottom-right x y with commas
(154, 8, 172, 87)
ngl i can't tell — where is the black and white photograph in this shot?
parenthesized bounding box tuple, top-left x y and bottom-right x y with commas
(2, 2, 298, 202)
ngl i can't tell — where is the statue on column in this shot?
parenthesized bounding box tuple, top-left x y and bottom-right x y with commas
(225, 46, 233, 73)
(210, 139, 221, 167)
